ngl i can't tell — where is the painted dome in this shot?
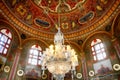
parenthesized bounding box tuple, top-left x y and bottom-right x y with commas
(0, 0, 120, 40)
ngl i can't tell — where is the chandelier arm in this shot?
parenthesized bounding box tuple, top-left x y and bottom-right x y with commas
(58, 0, 61, 29)
(43, 7, 57, 28)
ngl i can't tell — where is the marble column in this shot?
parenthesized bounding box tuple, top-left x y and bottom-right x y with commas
(8, 47, 22, 80)
(81, 58, 88, 80)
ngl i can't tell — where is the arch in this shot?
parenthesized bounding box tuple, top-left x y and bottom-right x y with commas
(65, 41, 83, 57)
(0, 19, 21, 47)
(111, 11, 120, 36)
(82, 31, 112, 49)
(22, 38, 49, 48)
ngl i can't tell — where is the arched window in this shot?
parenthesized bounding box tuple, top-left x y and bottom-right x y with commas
(28, 44, 42, 65)
(91, 39, 106, 61)
(0, 29, 12, 56)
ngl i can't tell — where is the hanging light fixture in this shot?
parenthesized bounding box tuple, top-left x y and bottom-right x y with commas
(41, 0, 78, 79)
(41, 27, 78, 80)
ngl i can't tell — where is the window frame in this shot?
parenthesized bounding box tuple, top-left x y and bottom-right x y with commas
(28, 45, 43, 66)
(0, 28, 12, 56)
(91, 39, 107, 61)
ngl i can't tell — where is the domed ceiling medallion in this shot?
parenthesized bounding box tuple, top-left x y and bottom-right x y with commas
(33, 0, 87, 13)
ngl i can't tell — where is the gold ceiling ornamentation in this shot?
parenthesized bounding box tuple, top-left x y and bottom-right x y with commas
(4, 66, 10, 73)
(17, 70, 24, 77)
(0, 0, 120, 40)
(113, 64, 120, 71)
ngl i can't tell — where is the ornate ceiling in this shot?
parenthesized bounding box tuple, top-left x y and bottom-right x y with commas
(0, 0, 120, 40)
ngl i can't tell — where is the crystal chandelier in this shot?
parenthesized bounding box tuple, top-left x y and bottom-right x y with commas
(41, 28, 78, 80)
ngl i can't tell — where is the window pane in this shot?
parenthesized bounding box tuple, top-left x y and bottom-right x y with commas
(33, 50, 38, 55)
(0, 41, 5, 45)
(97, 53, 103, 60)
(92, 52, 95, 55)
(7, 39, 11, 44)
(38, 57, 41, 59)
(1, 35, 8, 42)
(31, 62, 37, 65)
(29, 54, 32, 57)
(100, 43, 104, 48)
(101, 48, 105, 52)
(97, 39, 101, 43)
(38, 60, 41, 65)
(6, 44, 9, 48)
(0, 45, 4, 53)
(0, 33, 2, 38)
(94, 44, 100, 50)
(91, 41, 95, 46)
(92, 47, 94, 51)
(96, 50, 101, 54)
(3, 48, 7, 54)
(33, 55, 37, 58)
(1, 29, 12, 38)
(32, 58, 37, 62)
(31, 59, 37, 65)
(103, 52, 106, 58)
(39, 52, 42, 55)
(94, 56, 96, 60)
(28, 58, 32, 63)
(30, 49, 33, 54)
